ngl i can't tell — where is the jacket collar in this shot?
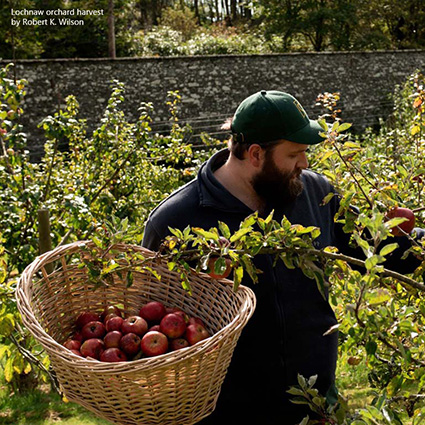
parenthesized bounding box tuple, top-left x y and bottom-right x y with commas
(197, 149, 254, 215)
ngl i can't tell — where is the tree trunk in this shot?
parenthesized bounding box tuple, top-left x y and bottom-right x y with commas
(108, 0, 116, 58)
(231, 0, 237, 22)
(223, 0, 230, 19)
(194, 0, 201, 24)
(139, 0, 150, 28)
(215, 0, 221, 21)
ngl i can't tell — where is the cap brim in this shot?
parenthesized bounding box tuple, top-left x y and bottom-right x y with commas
(285, 119, 325, 145)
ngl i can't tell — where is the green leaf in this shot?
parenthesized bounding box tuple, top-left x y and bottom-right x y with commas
(287, 387, 306, 396)
(126, 271, 134, 287)
(321, 192, 335, 206)
(239, 254, 258, 284)
(338, 122, 352, 132)
(308, 375, 318, 387)
(318, 119, 328, 131)
(168, 227, 183, 239)
(365, 255, 381, 270)
(353, 234, 372, 257)
(233, 266, 244, 292)
(319, 150, 336, 163)
(240, 213, 257, 229)
(144, 266, 161, 281)
(379, 243, 399, 257)
(13, 353, 24, 374)
(366, 288, 391, 305)
(397, 165, 408, 178)
(366, 340, 377, 355)
(218, 221, 231, 240)
(24, 362, 32, 374)
(298, 417, 309, 425)
(280, 253, 296, 269)
(192, 227, 218, 241)
(229, 227, 252, 243)
(411, 124, 421, 136)
(4, 357, 14, 382)
(214, 257, 227, 275)
(0, 314, 15, 337)
(297, 374, 307, 389)
(183, 225, 192, 239)
(0, 345, 11, 358)
(386, 217, 408, 229)
(102, 261, 119, 274)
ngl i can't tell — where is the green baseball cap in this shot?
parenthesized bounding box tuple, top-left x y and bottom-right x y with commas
(231, 90, 324, 145)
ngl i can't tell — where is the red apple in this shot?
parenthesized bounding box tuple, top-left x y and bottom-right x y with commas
(188, 317, 206, 328)
(100, 348, 128, 362)
(169, 338, 190, 351)
(64, 339, 81, 351)
(120, 333, 141, 356)
(141, 331, 168, 357)
(413, 174, 424, 184)
(70, 349, 83, 357)
(149, 325, 161, 332)
(76, 311, 101, 329)
(73, 331, 84, 342)
(160, 313, 186, 339)
(103, 313, 119, 323)
(207, 257, 232, 279)
(386, 207, 416, 236)
(101, 305, 122, 322)
(139, 301, 166, 323)
(80, 338, 104, 359)
(105, 316, 124, 332)
(81, 321, 106, 340)
(165, 306, 180, 315)
(347, 356, 361, 366)
(185, 324, 210, 346)
(104, 331, 123, 349)
(121, 316, 148, 336)
(165, 307, 189, 324)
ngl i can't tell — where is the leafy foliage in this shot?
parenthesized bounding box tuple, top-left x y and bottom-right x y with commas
(132, 23, 272, 56)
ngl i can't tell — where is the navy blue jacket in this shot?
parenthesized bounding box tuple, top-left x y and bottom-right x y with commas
(142, 149, 423, 425)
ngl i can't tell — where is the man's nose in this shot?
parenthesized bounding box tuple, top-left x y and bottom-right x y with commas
(297, 153, 309, 169)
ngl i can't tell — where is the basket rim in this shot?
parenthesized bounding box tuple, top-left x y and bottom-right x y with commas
(16, 240, 256, 374)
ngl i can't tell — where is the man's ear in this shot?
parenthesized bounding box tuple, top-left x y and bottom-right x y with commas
(247, 144, 264, 168)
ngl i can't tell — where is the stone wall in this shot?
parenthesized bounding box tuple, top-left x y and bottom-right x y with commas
(2, 50, 425, 158)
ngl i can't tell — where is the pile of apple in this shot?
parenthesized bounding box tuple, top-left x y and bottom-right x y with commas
(63, 302, 210, 362)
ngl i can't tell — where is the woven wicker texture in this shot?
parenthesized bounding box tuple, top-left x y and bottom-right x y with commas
(16, 241, 256, 425)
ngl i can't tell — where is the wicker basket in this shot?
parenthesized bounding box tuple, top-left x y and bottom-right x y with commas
(16, 241, 256, 425)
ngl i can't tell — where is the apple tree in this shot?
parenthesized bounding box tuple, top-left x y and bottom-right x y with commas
(91, 74, 425, 424)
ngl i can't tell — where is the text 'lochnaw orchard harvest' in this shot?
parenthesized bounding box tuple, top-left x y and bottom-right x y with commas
(10, 9, 104, 27)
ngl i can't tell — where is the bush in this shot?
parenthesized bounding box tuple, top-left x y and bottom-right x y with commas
(131, 24, 272, 57)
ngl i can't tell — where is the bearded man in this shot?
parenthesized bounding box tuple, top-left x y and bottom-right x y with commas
(142, 90, 422, 424)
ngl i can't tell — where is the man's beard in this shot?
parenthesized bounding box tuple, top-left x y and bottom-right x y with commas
(251, 155, 304, 209)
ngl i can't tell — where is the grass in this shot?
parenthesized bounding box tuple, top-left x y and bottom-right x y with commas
(0, 379, 112, 425)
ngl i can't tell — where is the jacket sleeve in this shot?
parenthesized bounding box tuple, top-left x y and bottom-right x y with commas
(142, 219, 163, 252)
